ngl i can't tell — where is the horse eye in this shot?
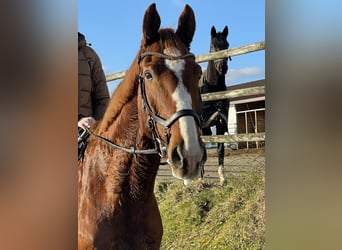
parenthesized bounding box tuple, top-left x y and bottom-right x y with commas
(144, 71, 153, 81)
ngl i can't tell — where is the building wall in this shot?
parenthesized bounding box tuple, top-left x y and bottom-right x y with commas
(235, 100, 265, 149)
(227, 100, 265, 134)
(228, 104, 237, 134)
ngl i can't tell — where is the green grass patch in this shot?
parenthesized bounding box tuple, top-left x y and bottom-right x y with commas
(155, 170, 265, 250)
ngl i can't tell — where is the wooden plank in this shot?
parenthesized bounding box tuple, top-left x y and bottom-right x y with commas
(196, 41, 265, 63)
(201, 86, 265, 101)
(105, 41, 265, 82)
(106, 70, 126, 82)
(201, 133, 265, 143)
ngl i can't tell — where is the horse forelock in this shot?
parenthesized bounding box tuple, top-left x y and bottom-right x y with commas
(162, 29, 189, 53)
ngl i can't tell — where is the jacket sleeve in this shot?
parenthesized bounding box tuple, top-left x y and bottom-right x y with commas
(90, 51, 110, 120)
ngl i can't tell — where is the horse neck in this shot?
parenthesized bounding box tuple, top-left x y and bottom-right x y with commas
(93, 53, 160, 201)
(204, 60, 223, 86)
(91, 114, 160, 205)
(206, 60, 218, 83)
(200, 60, 227, 94)
(112, 129, 160, 203)
(99, 55, 141, 132)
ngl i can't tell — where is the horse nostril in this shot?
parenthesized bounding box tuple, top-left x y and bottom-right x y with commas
(171, 146, 183, 168)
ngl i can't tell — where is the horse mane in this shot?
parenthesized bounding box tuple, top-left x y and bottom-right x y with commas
(98, 54, 141, 132)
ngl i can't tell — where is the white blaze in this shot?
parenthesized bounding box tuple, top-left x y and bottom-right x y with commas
(163, 48, 201, 163)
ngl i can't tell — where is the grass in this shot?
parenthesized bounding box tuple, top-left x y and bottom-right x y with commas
(154, 168, 265, 250)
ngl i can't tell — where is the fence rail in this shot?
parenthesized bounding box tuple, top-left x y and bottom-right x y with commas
(201, 133, 265, 143)
(195, 41, 265, 63)
(105, 41, 265, 82)
(105, 41, 266, 145)
(201, 86, 265, 102)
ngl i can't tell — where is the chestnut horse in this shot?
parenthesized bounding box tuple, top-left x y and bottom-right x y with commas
(78, 4, 206, 250)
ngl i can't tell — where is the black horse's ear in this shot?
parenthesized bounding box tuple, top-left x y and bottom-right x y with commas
(222, 25, 229, 38)
(176, 4, 196, 50)
(210, 26, 217, 37)
(142, 3, 161, 47)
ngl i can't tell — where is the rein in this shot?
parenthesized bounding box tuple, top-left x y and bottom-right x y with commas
(86, 128, 160, 155)
(87, 51, 200, 157)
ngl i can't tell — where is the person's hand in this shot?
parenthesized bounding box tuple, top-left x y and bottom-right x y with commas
(78, 117, 96, 130)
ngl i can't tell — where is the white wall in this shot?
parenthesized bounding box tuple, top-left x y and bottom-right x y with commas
(228, 104, 237, 135)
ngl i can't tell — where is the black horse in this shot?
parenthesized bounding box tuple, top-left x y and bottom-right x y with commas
(199, 25, 231, 184)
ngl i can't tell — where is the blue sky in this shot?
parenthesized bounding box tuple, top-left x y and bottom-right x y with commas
(79, 0, 265, 94)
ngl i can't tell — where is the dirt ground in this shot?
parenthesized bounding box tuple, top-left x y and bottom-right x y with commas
(157, 147, 265, 181)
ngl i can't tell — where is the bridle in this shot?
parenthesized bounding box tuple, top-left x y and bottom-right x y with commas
(137, 51, 201, 156)
(87, 51, 201, 157)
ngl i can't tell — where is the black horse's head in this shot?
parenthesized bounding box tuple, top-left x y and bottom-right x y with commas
(210, 26, 229, 75)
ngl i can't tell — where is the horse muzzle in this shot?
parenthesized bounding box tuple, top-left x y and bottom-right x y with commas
(167, 141, 207, 185)
(215, 59, 228, 75)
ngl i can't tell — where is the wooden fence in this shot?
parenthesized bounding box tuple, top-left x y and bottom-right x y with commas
(105, 41, 265, 144)
(200, 85, 265, 144)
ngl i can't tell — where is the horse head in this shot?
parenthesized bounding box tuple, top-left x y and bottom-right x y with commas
(210, 25, 230, 75)
(138, 3, 206, 184)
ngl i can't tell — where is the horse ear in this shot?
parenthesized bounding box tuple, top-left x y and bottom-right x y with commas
(142, 3, 161, 47)
(176, 4, 196, 50)
(222, 25, 229, 38)
(210, 26, 217, 37)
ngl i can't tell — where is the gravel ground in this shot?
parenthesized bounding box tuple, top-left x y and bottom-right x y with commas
(157, 148, 265, 181)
